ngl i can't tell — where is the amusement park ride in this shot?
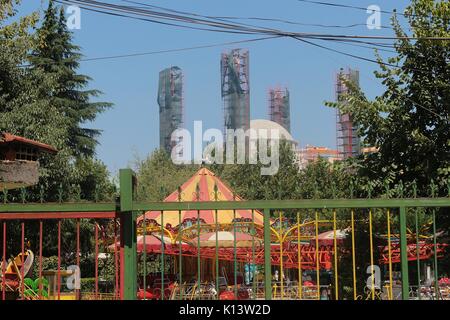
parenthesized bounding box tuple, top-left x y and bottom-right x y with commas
(0, 242, 77, 300)
(0, 248, 34, 300)
(127, 169, 449, 300)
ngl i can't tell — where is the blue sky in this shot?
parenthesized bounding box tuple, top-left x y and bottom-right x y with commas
(18, 0, 411, 174)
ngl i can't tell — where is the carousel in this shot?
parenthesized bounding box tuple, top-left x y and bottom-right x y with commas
(108, 168, 448, 300)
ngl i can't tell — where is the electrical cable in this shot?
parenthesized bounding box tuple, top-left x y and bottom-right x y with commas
(20, 35, 280, 67)
(296, 0, 424, 19)
(58, 0, 450, 41)
(122, 0, 394, 30)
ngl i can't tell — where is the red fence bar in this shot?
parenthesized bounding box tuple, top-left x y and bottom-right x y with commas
(114, 218, 119, 299)
(0, 212, 117, 220)
(57, 220, 61, 300)
(21, 222, 24, 299)
(2, 222, 5, 300)
(39, 220, 43, 299)
(76, 219, 80, 300)
(119, 217, 124, 300)
(94, 223, 99, 299)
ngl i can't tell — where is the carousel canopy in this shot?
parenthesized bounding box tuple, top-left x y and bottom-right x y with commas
(108, 235, 190, 253)
(311, 229, 348, 246)
(191, 231, 263, 248)
(137, 168, 264, 227)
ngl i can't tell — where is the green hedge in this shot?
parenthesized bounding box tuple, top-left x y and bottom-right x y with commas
(80, 277, 116, 293)
(81, 277, 95, 292)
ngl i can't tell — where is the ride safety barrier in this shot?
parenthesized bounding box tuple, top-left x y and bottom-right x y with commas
(0, 168, 449, 300)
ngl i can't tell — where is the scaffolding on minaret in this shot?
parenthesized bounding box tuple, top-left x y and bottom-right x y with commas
(335, 68, 360, 160)
(268, 87, 291, 133)
(158, 66, 184, 156)
(221, 49, 250, 133)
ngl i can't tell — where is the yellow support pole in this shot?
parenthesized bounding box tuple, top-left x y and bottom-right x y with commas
(297, 212, 302, 300)
(279, 210, 284, 300)
(387, 209, 393, 300)
(315, 211, 320, 300)
(351, 210, 357, 300)
(333, 210, 339, 300)
(369, 209, 375, 300)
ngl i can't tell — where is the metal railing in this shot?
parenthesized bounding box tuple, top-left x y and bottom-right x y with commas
(0, 168, 449, 300)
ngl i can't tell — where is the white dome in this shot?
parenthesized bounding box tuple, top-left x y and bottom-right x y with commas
(249, 119, 296, 144)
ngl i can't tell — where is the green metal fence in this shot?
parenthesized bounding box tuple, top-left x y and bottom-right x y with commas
(0, 168, 449, 300)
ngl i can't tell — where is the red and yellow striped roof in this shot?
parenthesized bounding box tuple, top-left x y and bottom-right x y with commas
(138, 168, 264, 227)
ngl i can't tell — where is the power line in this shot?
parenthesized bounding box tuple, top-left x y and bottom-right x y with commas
(55, 0, 258, 35)
(296, 0, 419, 18)
(292, 36, 405, 69)
(212, 17, 393, 30)
(294, 37, 447, 121)
(52, 0, 447, 76)
(122, 0, 394, 30)
(58, 0, 264, 34)
(63, 0, 404, 59)
(325, 39, 396, 54)
(59, 0, 450, 41)
(81, 36, 279, 61)
(48, 0, 447, 77)
(291, 36, 448, 78)
(20, 36, 280, 67)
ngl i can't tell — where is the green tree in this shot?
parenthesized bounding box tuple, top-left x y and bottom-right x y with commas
(0, 1, 66, 147)
(1, 1, 115, 203)
(218, 140, 301, 201)
(31, 1, 112, 157)
(326, 0, 449, 196)
(134, 149, 197, 201)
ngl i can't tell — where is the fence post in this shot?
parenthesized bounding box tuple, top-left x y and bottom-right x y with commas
(264, 208, 272, 300)
(399, 206, 409, 300)
(119, 169, 137, 300)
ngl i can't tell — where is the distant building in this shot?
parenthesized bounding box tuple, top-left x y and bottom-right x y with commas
(298, 145, 341, 169)
(361, 146, 379, 155)
(158, 66, 184, 155)
(268, 87, 291, 133)
(0, 132, 57, 190)
(336, 68, 361, 159)
(221, 49, 250, 133)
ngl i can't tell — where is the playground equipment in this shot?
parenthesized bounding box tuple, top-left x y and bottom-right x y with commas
(0, 249, 34, 300)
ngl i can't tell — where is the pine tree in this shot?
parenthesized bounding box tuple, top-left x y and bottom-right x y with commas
(31, 0, 112, 157)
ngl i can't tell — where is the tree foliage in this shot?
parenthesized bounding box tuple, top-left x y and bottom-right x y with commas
(0, 1, 114, 202)
(326, 0, 449, 197)
(135, 149, 197, 201)
(0, 1, 114, 273)
(31, 1, 112, 158)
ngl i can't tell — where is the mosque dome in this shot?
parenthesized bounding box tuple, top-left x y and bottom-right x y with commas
(249, 119, 297, 146)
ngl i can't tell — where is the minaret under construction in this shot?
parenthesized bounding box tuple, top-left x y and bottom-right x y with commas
(221, 49, 250, 133)
(158, 66, 184, 155)
(268, 87, 291, 133)
(336, 68, 360, 159)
